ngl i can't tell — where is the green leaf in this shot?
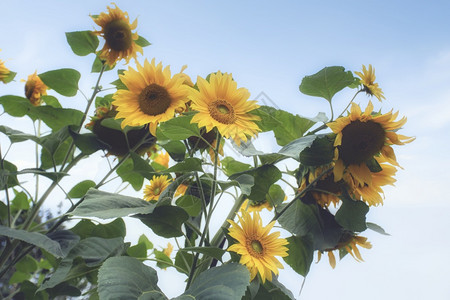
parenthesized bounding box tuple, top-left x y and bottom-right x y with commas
(127, 243, 148, 258)
(254, 277, 296, 300)
(278, 134, 320, 160)
(0, 95, 33, 117)
(46, 230, 80, 257)
(165, 157, 203, 173)
(91, 55, 114, 73)
(71, 188, 156, 219)
(366, 222, 390, 236)
(299, 66, 356, 102)
(161, 140, 186, 162)
(41, 95, 62, 108)
(335, 194, 369, 232)
(98, 256, 165, 300)
(175, 251, 193, 275)
(283, 236, 313, 276)
(40, 138, 73, 170)
(0, 125, 41, 144)
(16, 255, 39, 273)
(9, 271, 31, 284)
(2, 71, 16, 83)
(138, 234, 153, 249)
(95, 94, 114, 108)
(17, 168, 67, 181)
(11, 191, 30, 210)
(180, 246, 226, 263)
(176, 195, 202, 216)
(0, 225, 63, 257)
(39, 69, 81, 97)
(221, 157, 252, 177)
(135, 35, 151, 47)
(366, 157, 383, 172)
(31, 106, 83, 131)
(135, 205, 189, 238)
(0, 160, 19, 189)
(299, 134, 335, 166)
(68, 180, 96, 198)
(252, 106, 316, 146)
(68, 127, 106, 155)
(70, 218, 126, 239)
(218, 174, 254, 196)
(175, 263, 250, 300)
(65, 31, 99, 56)
(116, 157, 145, 190)
(154, 249, 173, 269)
(157, 114, 200, 140)
(245, 165, 281, 201)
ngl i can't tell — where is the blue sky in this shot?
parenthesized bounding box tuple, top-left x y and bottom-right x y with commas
(1, 1, 450, 299)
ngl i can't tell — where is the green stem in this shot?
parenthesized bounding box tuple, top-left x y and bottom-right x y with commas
(336, 89, 362, 120)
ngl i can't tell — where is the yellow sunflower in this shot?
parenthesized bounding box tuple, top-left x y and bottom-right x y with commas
(163, 242, 173, 257)
(174, 183, 188, 197)
(112, 58, 190, 135)
(143, 175, 171, 202)
(0, 55, 11, 84)
(349, 157, 397, 206)
(354, 64, 385, 102)
(227, 211, 288, 283)
(188, 72, 261, 146)
(91, 3, 142, 66)
(327, 101, 414, 185)
(24, 71, 48, 106)
(299, 165, 342, 208)
(318, 234, 372, 269)
(153, 151, 169, 168)
(240, 199, 273, 212)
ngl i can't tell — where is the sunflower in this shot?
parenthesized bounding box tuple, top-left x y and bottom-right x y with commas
(153, 151, 169, 168)
(163, 242, 173, 257)
(299, 165, 342, 208)
(24, 71, 48, 106)
(240, 199, 273, 212)
(143, 175, 171, 202)
(0, 56, 11, 84)
(91, 3, 142, 66)
(112, 59, 190, 135)
(174, 183, 188, 197)
(327, 101, 414, 185)
(227, 211, 288, 283)
(355, 64, 385, 102)
(318, 234, 372, 269)
(349, 157, 397, 206)
(188, 72, 261, 146)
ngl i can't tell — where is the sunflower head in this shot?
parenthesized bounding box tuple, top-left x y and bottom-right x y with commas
(143, 175, 171, 202)
(113, 59, 190, 135)
(24, 71, 48, 106)
(299, 166, 342, 208)
(91, 3, 143, 66)
(189, 71, 261, 146)
(0, 54, 13, 84)
(227, 211, 288, 283)
(354, 64, 385, 102)
(87, 105, 156, 157)
(327, 101, 413, 184)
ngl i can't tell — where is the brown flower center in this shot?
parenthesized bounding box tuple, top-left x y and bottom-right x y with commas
(208, 100, 236, 124)
(339, 120, 385, 165)
(138, 84, 172, 116)
(104, 19, 133, 51)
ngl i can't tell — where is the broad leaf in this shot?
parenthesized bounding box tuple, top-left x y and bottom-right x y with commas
(165, 157, 203, 173)
(299, 66, 357, 102)
(68, 180, 96, 198)
(65, 31, 99, 56)
(180, 247, 226, 263)
(278, 134, 320, 160)
(283, 236, 314, 276)
(299, 135, 335, 166)
(135, 205, 189, 238)
(175, 263, 250, 300)
(157, 114, 200, 141)
(0, 125, 41, 144)
(70, 218, 126, 239)
(366, 222, 390, 235)
(98, 256, 166, 300)
(71, 188, 156, 219)
(176, 195, 202, 217)
(335, 194, 369, 232)
(135, 35, 151, 47)
(39, 69, 80, 97)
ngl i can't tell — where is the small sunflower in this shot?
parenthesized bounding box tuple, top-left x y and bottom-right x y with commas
(318, 234, 372, 269)
(163, 242, 173, 257)
(113, 59, 189, 135)
(24, 71, 48, 106)
(143, 175, 171, 202)
(0, 55, 11, 84)
(189, 72, 261, 146)
(355, 64, 385, 102)
(174, 183, 188, 197)
(91, 3, 142, 66)
(327, 101, 414, 185)
(153, 151, 169, 168)
(227, 211, 289, 283)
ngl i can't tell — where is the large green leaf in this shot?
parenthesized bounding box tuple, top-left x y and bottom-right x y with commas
(157, 114, 200, 141)
(0, 125, 41, 144)
(278, 134, 320, 161)
(299, 134, 335, 166)
(221, 157, 252, 177)
(0, 160, 19, 189)
(135, 205, 189, 238)
(68, 127, 106, 155)
(335, 194, 369, 232)
(68, 180, 96, 198)
(65, 31, 99, 56)
(175, 263, 250, 300)
(231, 165, 281, 201)
(250, 277, 295, 300)
(165, 157, 203, 173)
(179, 247, 226, 263)
(0, 225, 63, 257)
(135, 35, 152, 47)
(176, 195, 202, 217)
(70, 218, 126, 239)
(299, 66, 357, 102)
(252, 106, 316, 146)
(283, 236, 314, 277)
(116, 157, 145, 190)
(16, 168, 67, 181)
(97, 256, 166, 300)
(31, 106, 83, 131)
(39, 69, 80, 97)
(218, 174, 254, 196)
(0, 95, 32, 117)
(160, 140, 186, 162)
(71, 188, 156, 219)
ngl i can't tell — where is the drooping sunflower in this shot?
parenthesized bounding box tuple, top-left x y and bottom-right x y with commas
(112, 59, 190, 135)
(91, 3, 142, 66)
(24, 71, 48, 106)
(143, 175, 171, 202)
(348, 157, 397, 206)
(355, 64, 385, 102)
(327, 101, 414, 185)
(227, 211, 289, 283)
(188, 72, 261, 146)
(318, 233, 372, 269)
(299, 165, 342, 208)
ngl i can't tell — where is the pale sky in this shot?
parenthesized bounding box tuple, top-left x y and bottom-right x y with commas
(1, 1, 449, 299)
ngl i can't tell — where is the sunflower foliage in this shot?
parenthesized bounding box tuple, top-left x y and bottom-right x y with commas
(0, 4, 413, 300)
